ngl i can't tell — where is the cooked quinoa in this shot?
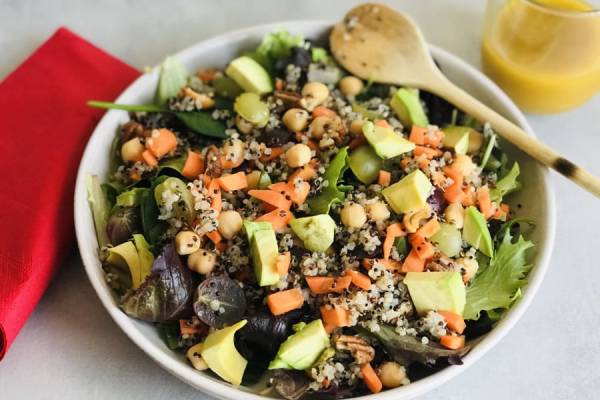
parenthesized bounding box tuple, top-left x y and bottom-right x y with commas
(88, 28, 534, 400)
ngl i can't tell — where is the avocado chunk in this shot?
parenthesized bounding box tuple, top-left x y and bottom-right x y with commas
(441, 126, 469, 155)
(443, 125, 484, 154)
(132, 234, 154, 282)
(268, 319, 330, 370)
(348, 145, 382, 184)
(382, 170, 432, 214)
(200, 320, 248, 385)
(243, 220, 272, 242)
(225, 56, 273, 94)
(430, 223, 462, 257)
(251, 227, 280, 286)
(362, 121, 415, 159)
(390, 88, 429, 128)
(289, 214, 336, 252)
(462, 206, 494, 257)
(404, 271, 466, 316)
(107, 236, 154, 289)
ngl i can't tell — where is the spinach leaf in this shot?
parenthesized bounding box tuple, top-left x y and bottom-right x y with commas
(120, 242, 194, 322)
(173, 111, 228, 138)
(88, 101, 228, 139)
(87, 101, 165, 113)
(308, 147, 349, 215)
(140, 175, 168, 245)
(154, 56, 189, 106)
(158, 321, 184, 350)
(157, 153, 187, 177)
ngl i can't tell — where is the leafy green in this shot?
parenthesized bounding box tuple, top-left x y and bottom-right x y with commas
(308, 147, 350, 214)
(311, 47, 330, 63)
(116, 188, 148, 207)
(101, 183, 119, 206)
(394, 236, 409, 258)
(87, 101, 165, 113)
(107, 206, 141, 245)
(463, 229, 534, 320)
(256, 29, 305, 67)
(360, 325, 468, 365)
(87, 101, 228, 139)
(490, 162, 521, 202)
(140, 175, 168, 245)
(87, 174, 112, 249)
(158, 321, 183, 350)
(173, 111, 228, 138)
(479, 132, 496, 168)
(120, 242, 194, 322)
(154, 56, 188, 106)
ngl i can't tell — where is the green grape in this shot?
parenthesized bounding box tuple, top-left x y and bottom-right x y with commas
(348, 145, 382, 184)
(234, 92, 270, 127)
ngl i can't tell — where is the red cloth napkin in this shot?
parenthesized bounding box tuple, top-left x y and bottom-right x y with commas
(0, 27, 140, 359)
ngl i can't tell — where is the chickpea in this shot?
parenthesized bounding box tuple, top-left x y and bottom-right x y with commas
(366, 201, 390, 222)
(235, 114, 254, 134)
(444, 202, 465, 228)
(175, 230, 202, 255)
(217, 210, 243, 239)
(457, 256, 479, 283)
(308, 116, 333, 140)
(246, 170, 261, 189)
(453, 154, 476, 176)
(350, 119, 364, 136)
(186, 343, 209, 371)
(121, 137, 145, 163)
(300, 81, 329, 110)
(282, 108, 310, 132)
(339, 76, 364, 97)
(187, 248, 217, 275)
(285, 143, 312, 168)
(377, 361, 408, 388)
(340, 202, 367, 228)
(222, 139, 245, 167)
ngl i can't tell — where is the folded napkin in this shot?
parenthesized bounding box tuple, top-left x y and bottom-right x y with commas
(0, 27, 139, 359)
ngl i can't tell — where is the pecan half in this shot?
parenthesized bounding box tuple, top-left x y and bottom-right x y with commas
(334, 334, 375, 364)
(274, 91, 303, 108)
(204, 145, 222, 178)
(121, 121, 146, 141)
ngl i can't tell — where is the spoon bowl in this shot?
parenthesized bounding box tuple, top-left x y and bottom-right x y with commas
(331, 2, 600, 198)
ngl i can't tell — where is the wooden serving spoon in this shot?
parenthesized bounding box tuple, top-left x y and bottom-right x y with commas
(330, 3, 600, 197)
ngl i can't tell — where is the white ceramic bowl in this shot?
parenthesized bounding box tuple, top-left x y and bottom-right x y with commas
(74, 20, 556, 400)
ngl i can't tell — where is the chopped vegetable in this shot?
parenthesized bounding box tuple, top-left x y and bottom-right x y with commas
(267, 288, 305, 316)
(360, 363, 382, 394)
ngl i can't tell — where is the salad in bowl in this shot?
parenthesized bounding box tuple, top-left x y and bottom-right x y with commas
(86, 29, 536, 399)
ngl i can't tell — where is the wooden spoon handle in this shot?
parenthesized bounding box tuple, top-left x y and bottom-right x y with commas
(430, 75, 600, 198)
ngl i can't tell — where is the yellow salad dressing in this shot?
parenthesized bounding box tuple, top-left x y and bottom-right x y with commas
(482, 0, 600, 113)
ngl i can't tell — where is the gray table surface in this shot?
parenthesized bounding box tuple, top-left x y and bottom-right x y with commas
(1, 0, 599, 399)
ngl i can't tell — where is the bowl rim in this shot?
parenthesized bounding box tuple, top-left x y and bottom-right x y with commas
(74, 19, 556, 400)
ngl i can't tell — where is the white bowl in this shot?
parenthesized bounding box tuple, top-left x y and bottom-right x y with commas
(74, 20, 556, 400)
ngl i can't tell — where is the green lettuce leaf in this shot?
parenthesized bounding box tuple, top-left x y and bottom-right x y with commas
(490, 162, 521, 202)
(87, 174, 112, 249)
(463, 230, 534, 320)
(308, 147, 349, 214)
(311, 47, 330, 63)
(154, 56, 188, 106)
(256, 29, 305, 62)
